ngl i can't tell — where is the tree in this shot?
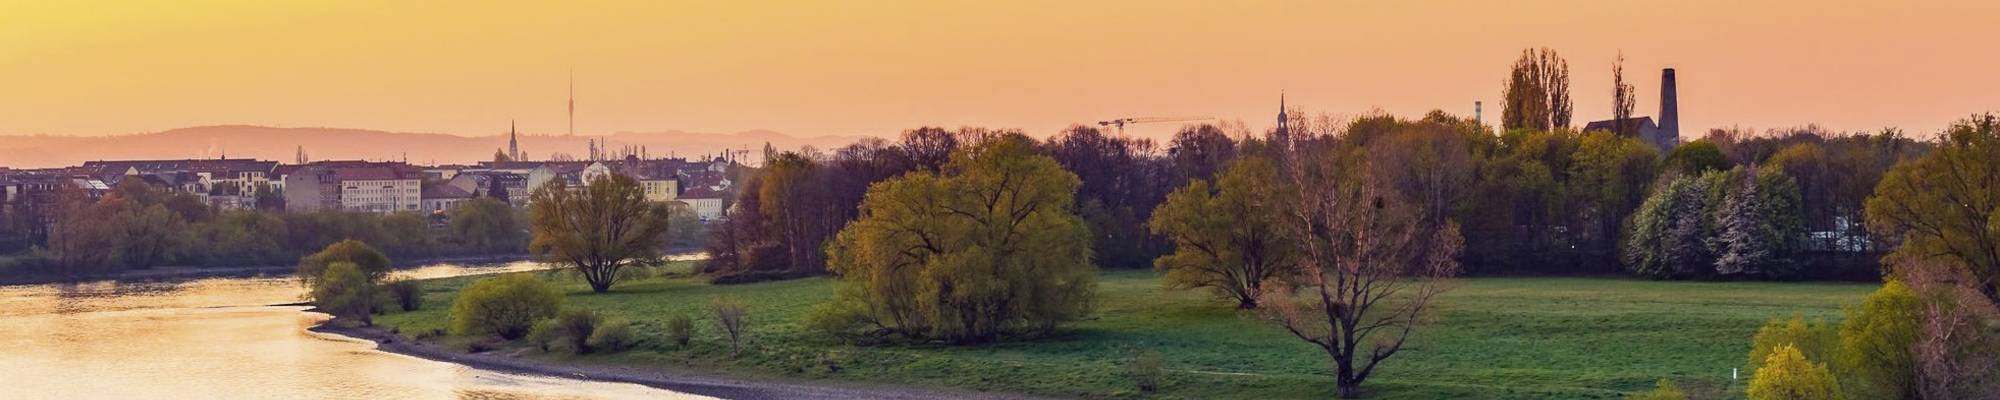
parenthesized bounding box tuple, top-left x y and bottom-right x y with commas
(1625, 175, 1715, 279)
(1746, 345, 1842, 400)
(528, 173, 672, 293)
(713, 296, 749, 356)
(45, 185, 118, 277)
(298, 239, 392, 285)
(1150, 156, 1292, 308)
(1714, 168, 1777, 276)
(1836, 280, 1919, 400)
(311, 262, 376, 326)
(1611, 52, 1639, 136)
(758, 151, 832, 273)
(1045, 125, 1172, 269)
(821, 137, 1096, 343)
(449, 197, 521, 253)
(112, 203, 185, 269)
(1167, 124, 1239, 183)
(1666, 140, 1732, 176)
(1501, 47, 1571, 131)
(1900, 260, 2000, 399)
(1747, 316, 1838, 375)
(1569, 131, 1661, 251)
(1865, 114, 2000, 302)
(449, 274, 562, 339)
(1260, 141, 1463, 399)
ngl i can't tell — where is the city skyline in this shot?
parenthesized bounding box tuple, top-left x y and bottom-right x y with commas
(4, 1, 1998, 141)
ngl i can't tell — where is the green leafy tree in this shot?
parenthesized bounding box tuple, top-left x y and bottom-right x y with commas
(1569, 131, 1660, 248)
(298, 239, 392, 285)
(1625, 175, 1714, 279)
(1747, 345, 1842, 400)
(1149, 155, 1292, 309)
(449, 274, 563, 339)
(1666, 140, 1732, 176)
(1865, 114, 2000, 302)
(1501, 47, 1572, 131)
(821, 137, 1095, 343)
(449, 196, 522, 253)
(528, 173, 672, 293)
(1748, 316, 1838, 374)
(311, 262, 376, 326)
(1836, 280, 1919, 399)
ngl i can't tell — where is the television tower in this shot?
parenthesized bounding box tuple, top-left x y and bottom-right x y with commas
(568, 69, 575, 138)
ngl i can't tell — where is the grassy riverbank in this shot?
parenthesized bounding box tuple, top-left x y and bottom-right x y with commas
(371, 263, 1873, 399)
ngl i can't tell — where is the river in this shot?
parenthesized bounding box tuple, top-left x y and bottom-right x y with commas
(0, 261, 711, 400)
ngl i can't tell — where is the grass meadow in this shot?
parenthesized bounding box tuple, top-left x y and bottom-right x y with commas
(374, 263, 1874, 399)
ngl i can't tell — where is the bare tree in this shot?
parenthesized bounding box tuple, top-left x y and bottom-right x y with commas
(1900, 260, 2000, 399)
(1261, 141, 1463, 398)
(712, 296, 749, 356)
(1612, 51, 1637, 136)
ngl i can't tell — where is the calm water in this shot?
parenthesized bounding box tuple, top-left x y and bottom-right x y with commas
(0, 262, 710, 400)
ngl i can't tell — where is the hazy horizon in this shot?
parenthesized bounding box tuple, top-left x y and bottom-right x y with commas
(5, 1, 1999, 142)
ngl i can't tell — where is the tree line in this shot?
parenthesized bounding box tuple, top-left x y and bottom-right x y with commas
(0, 180, 537, 280)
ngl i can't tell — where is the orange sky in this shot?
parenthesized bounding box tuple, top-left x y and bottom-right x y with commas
(3, 1, 1997, 141)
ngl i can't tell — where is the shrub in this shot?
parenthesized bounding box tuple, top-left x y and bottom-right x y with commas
(312, 262, 376, 325)
(1747, 316, 1836, 374)
(449, 274, 562, 339)
(1129, 349, 1165, 394)
(1747, 345, 1840, 400)
(666, 314, 695, 348)
(385, 279, 423, 311)
(299, 239, 392, 285)
(713, 297, 749, 356)
(1836, 280, 1919, 399)
(554, 309, 603, 354)
(1627, 379, 1686, 400)
(525, 320, 558, 352)
(587, 319, 635, 353)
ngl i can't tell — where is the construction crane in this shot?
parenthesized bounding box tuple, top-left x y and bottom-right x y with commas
(1096, 116, 1214, 136)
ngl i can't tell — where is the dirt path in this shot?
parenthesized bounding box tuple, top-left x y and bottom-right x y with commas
(311, 324, 1047, 400)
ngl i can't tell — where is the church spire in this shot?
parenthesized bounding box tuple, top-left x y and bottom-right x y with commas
(508, 120, 521, 161)
(1276, 91, 1290, 138)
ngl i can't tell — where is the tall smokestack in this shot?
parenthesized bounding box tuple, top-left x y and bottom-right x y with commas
(1659, 68, 1679, 146)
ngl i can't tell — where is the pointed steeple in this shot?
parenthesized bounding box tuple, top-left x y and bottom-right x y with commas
(1276, 91, 1290, 138)
(508, 120, 521, 161)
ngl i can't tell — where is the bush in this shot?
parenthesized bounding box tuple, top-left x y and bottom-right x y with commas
(1747, 316, 1836, 374)
(385, 279, 423, 311)
(1747, 345, 1841, 400)
(666, 314, 695, 348)
(713, 297, 749, 356)
(587, 319, 635, 353)
(1836, 280, 1919, 399)
(554, 308, 603, 354)
(299, 239, 392, 285)
(1129, 349, 1165, 394)
(449, 274, 562, 339)
(1626, 379, 1686, 400)
(525, 320, 558, 352)
(312, 262, 376, 325)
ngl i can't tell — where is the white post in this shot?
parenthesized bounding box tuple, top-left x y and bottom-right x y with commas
(1732, 368, 1739, 380)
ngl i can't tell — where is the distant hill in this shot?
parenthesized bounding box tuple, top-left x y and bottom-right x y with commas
(0, 125, 874, 168)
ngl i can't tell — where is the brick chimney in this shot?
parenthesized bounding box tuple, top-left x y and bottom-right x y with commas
(1659, 68, 1679, 147)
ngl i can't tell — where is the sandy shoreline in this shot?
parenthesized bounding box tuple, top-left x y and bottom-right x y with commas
(309, 323, 1045, 400)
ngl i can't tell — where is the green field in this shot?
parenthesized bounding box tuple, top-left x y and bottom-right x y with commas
(374, 264, 1875, 399)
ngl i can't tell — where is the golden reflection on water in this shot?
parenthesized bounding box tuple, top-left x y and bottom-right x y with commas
(0, 262, 711, 400)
